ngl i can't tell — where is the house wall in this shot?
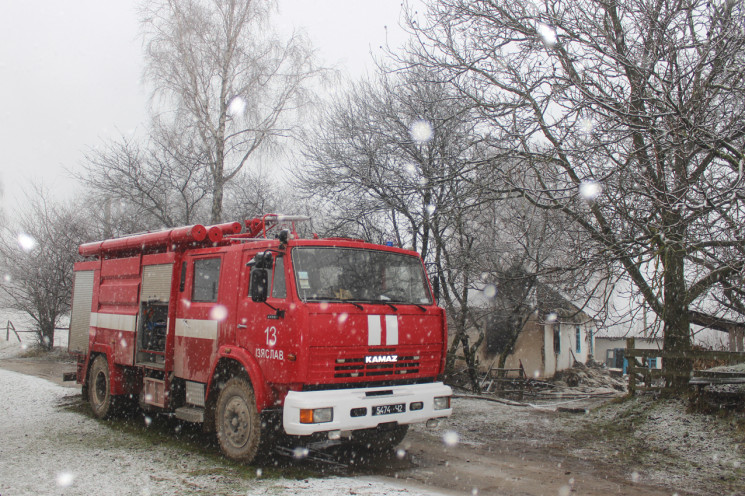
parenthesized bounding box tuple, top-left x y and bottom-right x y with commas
(556, 323, 575, 371)
(572, 322, 594, 364)
(461, 315, 597, 380)
(503, 318, 545, 378)
(543, 321, 596, 378)
(543, 322, 557, 377)
(458, 325, 491, 373)
(595, 337, 663, 369)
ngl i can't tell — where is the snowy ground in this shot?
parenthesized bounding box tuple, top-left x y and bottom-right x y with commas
(422, 378, 745, 495)
(0, 339, 449, 496)
(2, 336, 744, 496)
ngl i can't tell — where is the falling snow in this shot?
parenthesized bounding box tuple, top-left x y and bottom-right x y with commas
(535, 22, 557, 47)
(579, 181, 602, 201)
(482, 284, 497, 299)
(209, 304, 228, 321)
(2, 337, 742, 495)
(409, 119, 433, 144)
(227, 96, 247, 117)
(17, 233, 37, 252)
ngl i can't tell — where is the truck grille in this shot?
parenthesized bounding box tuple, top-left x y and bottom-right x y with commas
(333, 355, 421, 378)
(307, 345, 441, 384)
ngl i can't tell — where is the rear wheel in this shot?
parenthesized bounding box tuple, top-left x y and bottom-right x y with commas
(215, 377, 262, 462)
(88, 355, 115, 418)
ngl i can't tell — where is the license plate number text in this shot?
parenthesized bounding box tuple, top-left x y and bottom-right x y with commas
(372, 403, 405, 416)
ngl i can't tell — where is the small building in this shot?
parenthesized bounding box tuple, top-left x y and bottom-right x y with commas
(594, 336, 663, 372)
(476, 285, 597, 379)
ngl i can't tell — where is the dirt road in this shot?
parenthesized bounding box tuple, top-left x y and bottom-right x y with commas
(0, 354, 713, 495)
(392, 431, 672, 496)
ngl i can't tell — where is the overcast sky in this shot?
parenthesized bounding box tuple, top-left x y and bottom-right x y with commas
(0, 0, 414, 214)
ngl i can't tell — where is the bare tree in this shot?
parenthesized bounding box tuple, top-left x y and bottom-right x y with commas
(79, 128, 211, 229)
(407, 0, 745, 385)
(299, 65, 517, 390)
(222, 166, 286, 220)
(140, 0, 320, 223)
(0, 185, 93, 349)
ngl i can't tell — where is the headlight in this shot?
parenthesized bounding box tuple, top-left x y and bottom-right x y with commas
(433, 396, 451, 410)
(299, 407, 333, 424)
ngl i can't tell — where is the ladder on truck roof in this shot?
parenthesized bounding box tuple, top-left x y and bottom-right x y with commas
(77, 214, 311, 258)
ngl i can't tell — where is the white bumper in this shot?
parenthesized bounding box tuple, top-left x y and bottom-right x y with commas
(282, 382, 452, 436)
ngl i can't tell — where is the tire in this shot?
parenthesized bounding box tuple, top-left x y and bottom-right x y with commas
(354, 424, 409, 452)
(88, 355, 115, 419)
(215, 377, 262, 462)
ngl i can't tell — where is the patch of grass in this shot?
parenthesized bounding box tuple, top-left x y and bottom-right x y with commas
(17, 345, 49, 358)
(57, 396, 315, 481)
(568, 396, 659, 464)
(17, 345, 75, 361)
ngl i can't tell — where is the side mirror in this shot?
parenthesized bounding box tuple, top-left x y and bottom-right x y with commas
(248, 251, 275, 304)
(250, 268, 269, 302)
(252, 251, 273, 269)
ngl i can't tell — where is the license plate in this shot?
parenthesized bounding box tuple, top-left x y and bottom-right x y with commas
(372, 403, 405, 416)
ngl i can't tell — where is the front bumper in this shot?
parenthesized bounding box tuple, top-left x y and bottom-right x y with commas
(282, 382, 452, 436)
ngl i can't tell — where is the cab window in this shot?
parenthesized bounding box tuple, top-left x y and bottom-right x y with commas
(248, 255, 286, 299)
(193, 258, 221, 302)
(271, 256, 286, 298)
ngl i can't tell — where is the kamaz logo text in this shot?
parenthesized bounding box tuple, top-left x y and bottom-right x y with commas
(365, 355, 398, 364)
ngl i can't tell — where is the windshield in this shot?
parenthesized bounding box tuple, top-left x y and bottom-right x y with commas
(292, 247, 432, 305)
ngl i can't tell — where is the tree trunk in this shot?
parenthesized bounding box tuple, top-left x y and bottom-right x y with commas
(38, 320, 55, 351)
(210, 178, 224, 224)
(662, 244, 692, 389)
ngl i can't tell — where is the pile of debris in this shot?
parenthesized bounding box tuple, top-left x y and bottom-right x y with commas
(551, 361, 627, 393)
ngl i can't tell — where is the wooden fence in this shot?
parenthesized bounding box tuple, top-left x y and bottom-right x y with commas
(625, 337, 745, 394)
(5, 321, 26, 342)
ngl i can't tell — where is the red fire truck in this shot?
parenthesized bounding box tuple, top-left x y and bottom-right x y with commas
(68, 214, 452, 461)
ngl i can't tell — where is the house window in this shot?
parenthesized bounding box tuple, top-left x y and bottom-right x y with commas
(553, 323, 560, 354)
(648, 358, 657, 368)
(575, 325, 582, 353)
(193, 258, 221, 302)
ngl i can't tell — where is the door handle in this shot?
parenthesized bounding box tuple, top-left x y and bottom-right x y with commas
(237, 324, 248, 329)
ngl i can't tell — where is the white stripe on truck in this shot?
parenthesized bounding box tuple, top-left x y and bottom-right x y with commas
(90, 312, 136, 333)
(175, 318, 218, 340)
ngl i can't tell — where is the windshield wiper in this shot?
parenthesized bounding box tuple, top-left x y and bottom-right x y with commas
(385, 299, 428, 312)
(382, 301, 398, 312)
(307, 297, 364, 310)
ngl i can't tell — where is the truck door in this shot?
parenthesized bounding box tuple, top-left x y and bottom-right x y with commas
(174, 254, 223, 383)
(236, 249, 291, 383)
(135, 263, 174, 368)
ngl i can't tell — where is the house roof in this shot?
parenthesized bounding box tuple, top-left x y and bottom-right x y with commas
(535, 283, 594, 323)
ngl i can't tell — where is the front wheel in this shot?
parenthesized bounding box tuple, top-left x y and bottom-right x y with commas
(215, 377, 262, 462)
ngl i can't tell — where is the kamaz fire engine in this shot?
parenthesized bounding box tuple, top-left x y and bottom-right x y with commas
(68, 214, 452, 461)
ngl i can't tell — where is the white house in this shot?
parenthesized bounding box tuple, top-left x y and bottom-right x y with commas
(471, 284, 598, 379)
